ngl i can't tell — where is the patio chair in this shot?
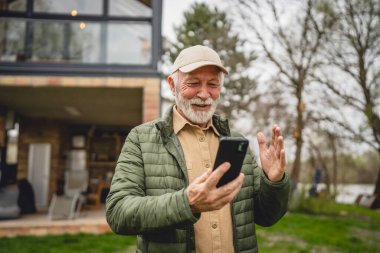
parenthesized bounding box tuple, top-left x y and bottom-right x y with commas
(48, 169, 88, 220)
(85, 176, 104, 209)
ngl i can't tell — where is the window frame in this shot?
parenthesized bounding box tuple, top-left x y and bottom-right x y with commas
(0, 0, 162, 77)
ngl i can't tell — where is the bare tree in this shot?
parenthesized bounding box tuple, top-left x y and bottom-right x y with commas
(235, 0, 336, 188)
(315, 0, 380, 207)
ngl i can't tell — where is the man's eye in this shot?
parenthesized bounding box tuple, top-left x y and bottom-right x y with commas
(187, 82, 200, 86)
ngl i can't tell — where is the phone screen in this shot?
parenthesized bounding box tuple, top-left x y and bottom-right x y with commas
(213, 137, 249, 187)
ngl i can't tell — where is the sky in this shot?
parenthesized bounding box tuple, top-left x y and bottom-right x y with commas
(162, 0, 192, 41)
(162, 0, 225, 42)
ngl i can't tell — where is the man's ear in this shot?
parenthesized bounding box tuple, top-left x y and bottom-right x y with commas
(167, 75, 176, 96)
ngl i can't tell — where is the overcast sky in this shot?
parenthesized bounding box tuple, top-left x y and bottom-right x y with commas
(162, 0, 226, 42)
(162, 0, 192, 41)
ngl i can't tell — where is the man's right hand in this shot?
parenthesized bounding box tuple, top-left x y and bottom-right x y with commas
(186, 162, 245, 213)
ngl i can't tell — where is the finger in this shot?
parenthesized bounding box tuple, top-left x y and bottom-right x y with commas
(193, 168, 212, 184)
(276, 136, 283, 159)
(276, 127, 284, 155)
(207, 162, 231, 187)
(280, 149, 286, 169)
(230, 174, 244, 196)
(273, 125, 281, 150)
(276, 126, 282, 136)
(217, 173, 244, 204)
(257, 132, 267, 155)
(271, 125, 278, 146)
(218, 173, 244, 194)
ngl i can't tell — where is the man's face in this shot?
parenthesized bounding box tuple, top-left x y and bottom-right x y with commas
(170, 65, 223, 127)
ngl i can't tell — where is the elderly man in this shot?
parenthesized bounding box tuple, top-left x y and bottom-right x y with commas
(106, 45, 289, 253)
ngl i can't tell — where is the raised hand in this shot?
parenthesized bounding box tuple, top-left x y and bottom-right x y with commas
(186, 162, 244, 213)
(257, 125, 286, 182)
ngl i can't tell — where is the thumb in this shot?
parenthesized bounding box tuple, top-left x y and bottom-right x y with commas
(257, 132, 267, 155)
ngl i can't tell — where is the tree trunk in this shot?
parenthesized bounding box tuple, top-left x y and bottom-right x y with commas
(370, 147, 380, 208)
(291, 136, 303, 188)
(372, 154, 380, 209)
(321, 162, 331, 196)
(374, 167, 380, 195)
(330, 133, 338, 198)
(290, 95, 304, 190)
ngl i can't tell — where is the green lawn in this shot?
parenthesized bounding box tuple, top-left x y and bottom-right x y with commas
(257, 201, 380, 253)
(0, 233, 136, 253)
(0, 203, 379, 253)
(257, 212, 380, 253)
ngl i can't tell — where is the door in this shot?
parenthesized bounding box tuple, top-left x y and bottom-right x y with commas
(28, 143, 51, 210)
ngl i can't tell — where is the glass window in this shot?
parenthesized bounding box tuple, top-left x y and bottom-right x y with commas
(32, 21, 65, 62)
(0, 0, 26, 11)
(109, 0, 152, 17)
(31, 20, 102, 63)
(106, 23, 151, 64)
(30, 20, 151, 65)
(68, 22, 101, 64)
(0, 18, 26, 62)
(34, 0, 102, 15)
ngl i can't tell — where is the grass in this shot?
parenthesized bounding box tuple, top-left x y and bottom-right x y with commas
(257, 212, 380, 253)
(257, 200, 380, 253)
(0, 201, 379, 253)
(0, 233, 136, 253)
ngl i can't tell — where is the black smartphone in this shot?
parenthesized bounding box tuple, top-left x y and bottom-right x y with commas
(213, 137, 249, 187)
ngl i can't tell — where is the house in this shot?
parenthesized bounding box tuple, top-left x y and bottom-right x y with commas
(0, 0, 162, 212)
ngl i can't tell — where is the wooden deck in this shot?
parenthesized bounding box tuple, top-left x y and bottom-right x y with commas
(0, 205, 111, 237)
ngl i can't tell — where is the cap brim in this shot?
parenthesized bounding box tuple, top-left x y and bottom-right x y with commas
(177, 61, 229, 74)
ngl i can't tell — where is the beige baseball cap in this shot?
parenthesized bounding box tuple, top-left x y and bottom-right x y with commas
(171, 45, 229, 74)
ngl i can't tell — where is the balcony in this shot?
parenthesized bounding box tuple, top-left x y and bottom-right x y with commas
(0, 0, 162, 76)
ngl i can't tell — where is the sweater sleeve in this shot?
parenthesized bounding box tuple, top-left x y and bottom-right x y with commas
(105, 127, 199, 235)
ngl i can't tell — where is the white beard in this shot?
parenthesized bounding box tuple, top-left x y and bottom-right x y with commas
(175, 89, 219, 125)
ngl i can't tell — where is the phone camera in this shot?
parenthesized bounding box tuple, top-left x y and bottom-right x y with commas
(238, 143, 247, 153)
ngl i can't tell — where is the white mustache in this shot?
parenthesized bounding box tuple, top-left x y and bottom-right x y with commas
(189, 98, 213, 105)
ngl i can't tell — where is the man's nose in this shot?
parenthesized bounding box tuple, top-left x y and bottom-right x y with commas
(197, 85, 210, 99)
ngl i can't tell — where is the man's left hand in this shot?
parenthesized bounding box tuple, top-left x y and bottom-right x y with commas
(257, 125, 286, 182)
